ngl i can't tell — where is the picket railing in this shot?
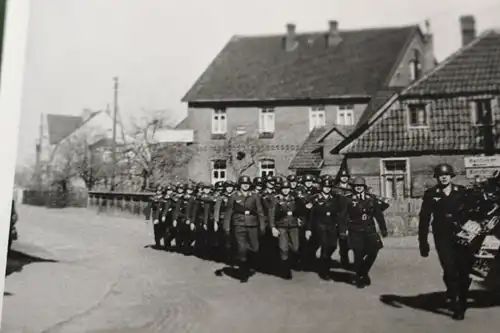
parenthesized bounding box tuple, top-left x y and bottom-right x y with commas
(87, 191, 154, 217)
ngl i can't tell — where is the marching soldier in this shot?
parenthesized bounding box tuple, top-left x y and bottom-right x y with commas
(270, 180, 304, 279)
(297, 174, 319, 270)
(307, 178, 347, 280)
(342, 177, 388, 288)
(192, 183, 216, 258)
(172, 183, 197, 254)
(418, 163, 473, 320)
(145, 185, 165, 248)
(260, 175, 279, 271)
(223, 176, 266, 283)
(213, 181, 233, 263)
(334, 169, 354, 268)
(161, 185, 177, 251)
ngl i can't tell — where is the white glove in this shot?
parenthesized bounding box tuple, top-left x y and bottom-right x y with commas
(272, 227, 280, 238)
(305, 230, 312, 240)
(203, 224, 207, 230)
(153, 219, 159, 225)
(162, 216, 166, 222)
(173, 220, 177, 227)
(214, 223, 219, 232)
(297, 218, 303, 227)
(190, 223, 195, 231)
(185, 219, 191, 225)
(306, 203, 313, 209)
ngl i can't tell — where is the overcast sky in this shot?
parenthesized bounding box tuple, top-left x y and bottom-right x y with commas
(15, 0, 500, 165)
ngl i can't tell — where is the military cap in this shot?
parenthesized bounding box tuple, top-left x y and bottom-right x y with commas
(226, 180, 237, 187)
(337, 168, 350, 178)
(274, 176, 283, 184)
(253, 177, 264, 186)
(433, 163, 455, 178)
(286, 175, 297, 182)
(281, 181, 291, 189)
(215, 181, 225, 189)
(238, 176, 252, 185)
(303, 174, 315, 182)
(321, 178, 334, 187)
(265, 175, 275, 184)
(352, 176, 367, 186)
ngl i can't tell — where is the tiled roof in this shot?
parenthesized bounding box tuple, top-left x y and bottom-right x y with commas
(46, 114, 83, 145)
(342, 96, 500, 154)
(289, 127, 328, 169)
(337, 30, 500, 155)
(355, 88, 401, 130)
(183, 25, 418, 102)
(403, 30, 500, 96)
(289, 125, 349, 169)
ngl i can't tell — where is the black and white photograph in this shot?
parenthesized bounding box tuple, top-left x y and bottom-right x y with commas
(1, 0, 500, 332)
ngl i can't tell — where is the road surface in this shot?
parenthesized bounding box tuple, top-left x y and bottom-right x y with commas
(2, 205, 500, 333)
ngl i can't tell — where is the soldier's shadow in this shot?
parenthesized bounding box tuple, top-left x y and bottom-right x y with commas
(214, 266, 249, 281)
(380, 290, 500, 317)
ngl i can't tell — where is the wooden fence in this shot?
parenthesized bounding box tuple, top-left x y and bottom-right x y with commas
(23, 189, 88, 208)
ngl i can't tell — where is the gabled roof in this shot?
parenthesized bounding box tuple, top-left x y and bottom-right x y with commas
(333, 30, 500, 155)
(403, 30, 500, 96)
(182, 25, 419, 102)
(289, 126, 348, 170)
(354, 87, 401, 130)
(46, 114, 83, 145)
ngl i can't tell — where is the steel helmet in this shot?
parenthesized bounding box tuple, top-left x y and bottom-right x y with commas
(238, 176, 252, 185)
(433, 163, 455, 178)
(352, 176, 367, 187)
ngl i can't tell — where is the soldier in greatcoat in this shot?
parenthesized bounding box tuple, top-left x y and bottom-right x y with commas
(223, 176, 266, 282)
(145, 185, 165, 248)
(334, 168, 354, 268)
(307, 178, 347, 280)
(342, 177, 388, 288)
(160, 185, 177, 251)
(172, 183, 197, 254)
(270, 181, 304, 279)
(418, 163, 474, 320)
(297, 174, 320, 270)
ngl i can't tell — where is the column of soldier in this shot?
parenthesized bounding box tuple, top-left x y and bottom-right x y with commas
(146, 169, 390, 288)
(145, 163, 500, 321)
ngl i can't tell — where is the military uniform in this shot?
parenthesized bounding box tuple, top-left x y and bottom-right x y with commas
(145, 186, 165, 247)
(160, 186, 177, 250)
(223, 176, 266, 282)
(419, 164, 473, 320)
(334, 168, 354, 267)
(297, 174, 320, 269)
(172, 185, 197, 254)
(192, 184, 217, 258)
(270, 181, 303, 279)
(344, 177, 388, 288)
(259, 176, 279, 271)
(308, 178, 347, 279)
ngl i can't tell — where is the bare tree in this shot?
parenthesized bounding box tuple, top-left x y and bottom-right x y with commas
(217, 129, 266, 178)
(125, 109, 194, 190)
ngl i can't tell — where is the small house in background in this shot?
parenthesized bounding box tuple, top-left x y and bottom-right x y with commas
(181, 20, 437, 184)
(332, 16, 500, 199)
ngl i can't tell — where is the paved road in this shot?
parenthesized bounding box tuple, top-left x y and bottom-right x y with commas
(2, 205, 500, 333)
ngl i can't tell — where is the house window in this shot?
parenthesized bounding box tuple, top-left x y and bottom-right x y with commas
(470, 99, 493, 126)
(211, 159, 227, 184)
(309, 106, 326, 131)
(337, 105, 354, 126)
(212, 109, 227, 134)
(409, 50, 422, 81)
(259, 108, 275, 134)
(259, 159, 275, 178)
(408, 103, 428, 127)
(380, 158, 410, 199)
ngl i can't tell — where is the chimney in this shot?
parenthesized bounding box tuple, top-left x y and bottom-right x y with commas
(459, 15, 476, 46)
(285, 23, 297, 51)
(423, 20, 436, 72)
(327, 20, 342, 47)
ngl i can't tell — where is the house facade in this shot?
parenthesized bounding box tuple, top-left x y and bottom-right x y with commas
(333, 16, 500, 199)
(182, 20, 436, 184)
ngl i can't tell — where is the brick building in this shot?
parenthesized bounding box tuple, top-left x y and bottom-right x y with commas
(333, 16, 500, 199)
(181, 20, 436, 184)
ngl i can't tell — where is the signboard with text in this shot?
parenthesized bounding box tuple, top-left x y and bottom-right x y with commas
(466, 167, 500, 179)
(464, 155, 500, 168)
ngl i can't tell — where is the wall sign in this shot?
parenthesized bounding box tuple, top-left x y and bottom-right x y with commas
(464, 155, 500, 168)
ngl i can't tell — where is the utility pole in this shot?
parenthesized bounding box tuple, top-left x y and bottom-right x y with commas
(35, 113, 43, 189)
(111, 77, 118, 191)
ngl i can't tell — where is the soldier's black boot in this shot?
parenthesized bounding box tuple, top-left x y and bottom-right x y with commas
(239, 262, 250, 283)
(355, 274, 365, 288)
(451, 296, 465, 321)
(280, 259, 292, 280)
(318, 258, 330, 280)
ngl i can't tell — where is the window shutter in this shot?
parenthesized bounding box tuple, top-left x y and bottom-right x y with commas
(469, 101, 478, 125)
